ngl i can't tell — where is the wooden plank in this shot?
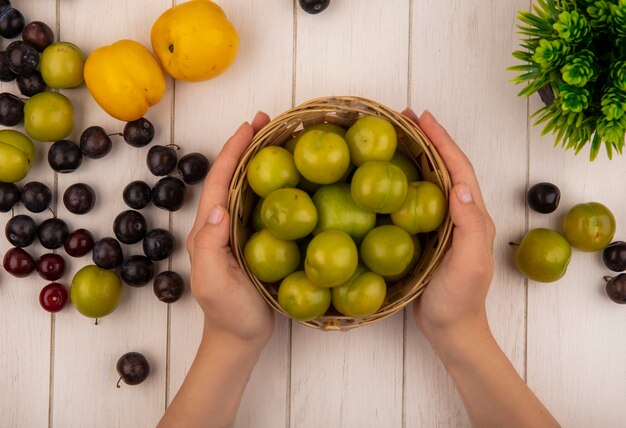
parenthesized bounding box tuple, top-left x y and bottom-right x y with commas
(0, 2, 57, 426)
(51, 1, 172, 426)
(406, 0, 529, 425)
(291, 316, 404, 427)
(291, 1, 409, 426)
(526, 95, 626, 427)
(167, 1, 294, 427)
(7, 2, 624, 427)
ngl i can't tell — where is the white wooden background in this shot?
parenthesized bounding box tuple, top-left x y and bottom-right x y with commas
(1, 0, 625, 427)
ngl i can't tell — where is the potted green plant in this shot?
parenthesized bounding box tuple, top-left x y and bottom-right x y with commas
(511, 0, 626, 160)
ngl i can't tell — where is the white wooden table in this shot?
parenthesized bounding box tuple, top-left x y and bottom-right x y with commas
(1, 1, 625, 427)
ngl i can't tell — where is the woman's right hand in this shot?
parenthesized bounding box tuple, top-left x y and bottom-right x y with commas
(403, 109, 496, 348)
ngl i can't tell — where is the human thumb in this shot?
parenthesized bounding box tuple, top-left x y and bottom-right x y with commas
(449, 184, 488, 247)
(192, 205, 231, 253)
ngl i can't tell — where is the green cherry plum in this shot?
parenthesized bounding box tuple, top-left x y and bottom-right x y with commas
(351, 161, 408, 214)
(383, 235, 422, 282)
(70, 265, 123, 318)
(297, 175, 323, 195)
(285, 123, 346, 153)
(252, 198, 266, 231)
(360, 225, 415, 278)
(24, 92, 74, 142)
(0, 130, 35, 183)
(562, 202, 616, 252)
(312, 183, 376, 242)
(293, 130, 350, 184)
(278, 271, 331, 321)
(331, 265, 387, 317)
(389, 150, 420, 182)
(40, 42, 85, 89)
(244, 229, 300, 283)
(304, 230, 358, 288)
(515, 228, 571, 282)
(261, 188, 317, 241)
(390, 181, 446, 234)
(345, 115, 397, 166)
(247, 146, 300, 198)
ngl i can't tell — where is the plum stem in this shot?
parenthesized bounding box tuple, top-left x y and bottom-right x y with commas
(603, 276, 613, 282)
(508, 242, 520, 247)
(95, 318, 99, 326)
(116, 377, 122, 388)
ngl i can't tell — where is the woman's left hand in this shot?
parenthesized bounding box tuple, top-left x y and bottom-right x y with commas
(187, 111, 274, 348)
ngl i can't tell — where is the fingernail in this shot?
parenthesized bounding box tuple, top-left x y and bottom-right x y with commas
(237, 121, 250, 132)
(455, 184, 473, 204)
(253, 111, 262, 121)
(208, 205, 225, 225)
(423, 109, 440, 123)
(402, 107, 417, 117)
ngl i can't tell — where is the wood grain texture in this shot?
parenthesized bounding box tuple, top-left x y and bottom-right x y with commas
(291, 1, 409, 426)
(526, 96, 626, 428)
(0, 2, 56, 427)
(167, 1, 294, 427)
(51, 1, 172, 427)
(2, 1, 625, 427)
(406, 0, 529, 425)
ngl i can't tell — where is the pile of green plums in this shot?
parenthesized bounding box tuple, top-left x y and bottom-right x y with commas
(0, 17, 85, 183)
(23, 38, 85, 142)
(244, 116, 447, 322)
(515, 183, 617, 284)
(0, 129, 35, 182)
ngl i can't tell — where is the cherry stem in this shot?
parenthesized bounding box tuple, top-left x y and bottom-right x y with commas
(47, 207, 56, 218)
(116, 377, 122, 388)
(108, 132, 123, 137)
(166, 143, 181, 151)
(603, 276, 613, 282)
(508, 242, 520, 247)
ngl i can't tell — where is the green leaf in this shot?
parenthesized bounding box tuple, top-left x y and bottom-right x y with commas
(574, 136, 589, 154)
(534, 0, 558, 20)
(605, 138, 614, 160)
(512, 50, 533, 62)
(508, 64, 539, 72)
(543, 114, 562, 134)
(566, 135, 579, 150)
(589, 132, 602, 160)
(518, 79, 549, 97)
(518, 70, 544, 81)
(533, 103, 557, 122)
(519, 11, 555, 30)
(555, 122, 569, 145)
(545, 0, 558, 19)
(510, 0, 626, 160)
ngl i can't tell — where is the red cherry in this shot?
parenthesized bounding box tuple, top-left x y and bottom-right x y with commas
(36, 253, 66, 281)
(64, 228, 94, 257)
(3, 247, 36, 277)
(39, 283, 68, 313)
